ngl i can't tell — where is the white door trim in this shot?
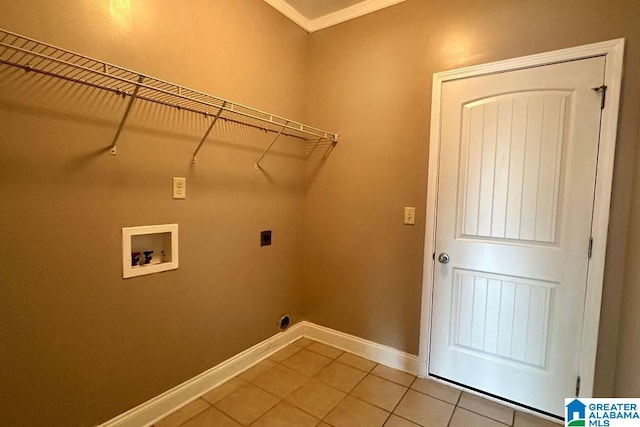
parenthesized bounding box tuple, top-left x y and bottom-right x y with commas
(419, 39, 625, 401)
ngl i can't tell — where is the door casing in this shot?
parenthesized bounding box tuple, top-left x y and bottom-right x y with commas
(419, 39, 625, 403)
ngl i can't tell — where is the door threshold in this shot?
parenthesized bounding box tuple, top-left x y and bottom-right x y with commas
(429, 373, 564, 422)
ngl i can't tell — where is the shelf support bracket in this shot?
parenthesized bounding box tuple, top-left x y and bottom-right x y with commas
(192, 101, 227, 163)
(255, 122, 287, 170)
(110, 75, 144, 155)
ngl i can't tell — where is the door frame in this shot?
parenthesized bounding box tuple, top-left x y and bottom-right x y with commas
(418, 39, 625, 400)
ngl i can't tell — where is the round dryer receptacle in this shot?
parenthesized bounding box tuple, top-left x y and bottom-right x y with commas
(278, 314, 290, 331)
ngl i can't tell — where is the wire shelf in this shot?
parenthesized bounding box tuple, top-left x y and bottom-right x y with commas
(0, 28, 339, 163)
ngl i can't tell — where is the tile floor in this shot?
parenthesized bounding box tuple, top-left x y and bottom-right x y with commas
(154, 338, 560, 427)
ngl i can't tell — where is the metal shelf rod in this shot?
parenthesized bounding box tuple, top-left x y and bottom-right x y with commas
(255, 123, 287, 170)
(192, 101, 226, 163)
(110, 75, 144, 155)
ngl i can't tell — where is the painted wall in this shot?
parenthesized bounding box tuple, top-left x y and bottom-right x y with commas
(304, 0, 640, 397)
(0, 1, 308, 425)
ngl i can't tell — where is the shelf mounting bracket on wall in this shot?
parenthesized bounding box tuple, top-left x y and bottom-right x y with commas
(191, 101, 227, 163)
(254, 122, 287, 170)
(110, 75, 145, 155)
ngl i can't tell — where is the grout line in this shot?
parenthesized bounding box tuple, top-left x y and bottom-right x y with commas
(337, 394, 393, 426)
(451, 408, 512, 427)
(385, 378, 411, 425)
(386, 414, 421, 427)
(280, 376, 335, 424)
(163, 398, 211, 427)
(454, 390, 461, 406)
(277, 344, 358, 425)
(455, 399, 513, 426)
(369, 367, 416, 387)
(348, 387, 396, 414)
(304, 345, 345, 360)
(319, 363, 381, 424)
(267, 343, 304, 362)
(335, 351, 378, 373)
(409, 387, 460, 409)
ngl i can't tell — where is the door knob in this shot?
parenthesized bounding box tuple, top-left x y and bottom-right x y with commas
(438, 253, 450, 264)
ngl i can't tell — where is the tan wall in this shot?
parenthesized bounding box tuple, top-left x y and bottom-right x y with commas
(304, 0, 640, 397)
(0, 1, 308, 425)
(616, 118, 640, 395)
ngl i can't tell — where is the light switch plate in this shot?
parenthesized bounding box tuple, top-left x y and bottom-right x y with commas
(173, 177, 186, 199)
(404, 207, 416, 225)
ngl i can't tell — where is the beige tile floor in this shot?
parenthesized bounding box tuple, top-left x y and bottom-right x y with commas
(154, 338, 560, 427)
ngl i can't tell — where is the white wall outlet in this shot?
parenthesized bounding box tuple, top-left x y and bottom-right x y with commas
(173, 177, 186, 199)
(404, 207, 416, 225)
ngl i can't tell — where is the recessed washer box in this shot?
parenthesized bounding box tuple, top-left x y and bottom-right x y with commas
(122, 224, 179, 279)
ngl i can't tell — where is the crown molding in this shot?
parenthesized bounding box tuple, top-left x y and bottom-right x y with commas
(264, 0, 314, 32)
(264, 0, 408, 33)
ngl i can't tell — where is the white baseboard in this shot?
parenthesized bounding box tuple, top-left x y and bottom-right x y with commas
(99, 322, 305, 427)
(301, 321, 419, 375)
(99, 321, 418, 427)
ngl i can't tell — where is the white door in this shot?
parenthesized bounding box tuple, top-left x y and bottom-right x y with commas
(429, 56, 606, 416)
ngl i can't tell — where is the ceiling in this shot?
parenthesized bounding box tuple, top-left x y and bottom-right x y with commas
(264, 0, 407, 33)
(285, 0, 366, 20)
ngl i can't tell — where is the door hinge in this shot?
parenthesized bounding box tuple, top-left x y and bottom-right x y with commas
(592, 85, 607, 109)
(588, 237, 593, 259)
(576, 376, 581, 396)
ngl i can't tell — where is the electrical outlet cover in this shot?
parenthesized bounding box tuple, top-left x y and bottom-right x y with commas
(173, 177, 186, 199)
